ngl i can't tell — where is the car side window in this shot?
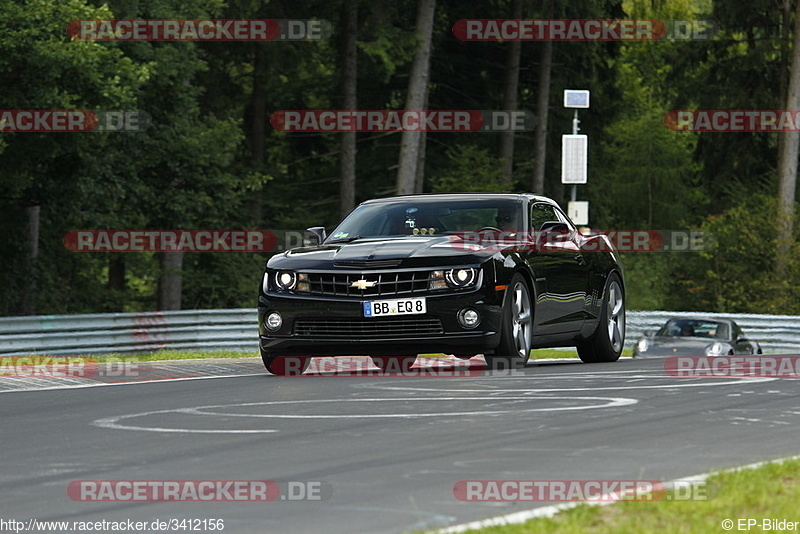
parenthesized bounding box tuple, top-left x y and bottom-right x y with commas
(554, 208, 577, 232)
(731, 323, 741, 340)
(530, 203, 558, 231)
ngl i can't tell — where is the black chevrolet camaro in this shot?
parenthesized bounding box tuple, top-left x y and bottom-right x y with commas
(258, 193, 625, 375)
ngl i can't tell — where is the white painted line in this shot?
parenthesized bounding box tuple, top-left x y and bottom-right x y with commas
(188, 396, 637, 418)
(0, 372, 265, 394)
(94, 407, 279, 434)
(92, 396, 638, 434)
(0, 357, 650, 395)
(357, 376, 776, 395)
(434, 453, 800, 533)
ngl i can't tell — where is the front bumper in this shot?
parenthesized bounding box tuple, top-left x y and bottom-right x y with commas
(258, 290, 503, 357)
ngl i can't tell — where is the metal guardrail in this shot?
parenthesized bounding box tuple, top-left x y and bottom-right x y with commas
(625, 310, 800, 354)
(0, 308, 798, 357)
(0, 309, 257, 357)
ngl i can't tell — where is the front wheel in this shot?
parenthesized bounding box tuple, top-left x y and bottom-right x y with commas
(485, 273, 533, 370)
(261, 352, 311, 376)
(577, 273, 625, 363)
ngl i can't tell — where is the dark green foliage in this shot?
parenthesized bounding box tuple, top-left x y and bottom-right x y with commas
(0, 0, 797, 315)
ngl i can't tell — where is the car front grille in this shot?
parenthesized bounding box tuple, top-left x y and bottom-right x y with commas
(306, 271, 431, 298)
(293, 317, 444, 338)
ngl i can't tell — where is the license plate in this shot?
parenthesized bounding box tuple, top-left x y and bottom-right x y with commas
(363, 297, 426, 317)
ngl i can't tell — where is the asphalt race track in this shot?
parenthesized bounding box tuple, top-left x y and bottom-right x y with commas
(1, 356, 799, 533)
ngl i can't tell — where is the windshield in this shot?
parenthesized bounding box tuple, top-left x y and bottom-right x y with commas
(656, 319, 729, 340)
(326, 198, 524, 242)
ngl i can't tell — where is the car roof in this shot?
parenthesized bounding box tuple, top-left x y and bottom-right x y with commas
(358, 193, 557, 206)
(664, 317, 737, 326)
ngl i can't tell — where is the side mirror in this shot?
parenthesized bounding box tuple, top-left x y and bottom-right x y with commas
(538, 221, 571, 244)
(305, 226, 326, 246)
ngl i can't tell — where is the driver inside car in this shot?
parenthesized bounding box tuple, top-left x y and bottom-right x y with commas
(494, 208, 520, 236)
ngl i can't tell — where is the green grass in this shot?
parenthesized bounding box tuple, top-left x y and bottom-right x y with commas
(67, 350, 256, 363)
(527, 348, 634, 359)
(446, 458, 800, 534)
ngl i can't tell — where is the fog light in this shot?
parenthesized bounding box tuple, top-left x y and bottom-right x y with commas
(266, 312, 283, 331)
(458, 308, 480, 329)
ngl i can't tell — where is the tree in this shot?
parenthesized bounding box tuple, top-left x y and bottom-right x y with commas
(0, 0, 147, 314)
(499, 0, 523, 186)
(395, 0, 436, 195)
(339, 0, 359, 217)
(431, 145, 507, 193)
(531, 39, 553, 194)
(775, 0, 800, 279)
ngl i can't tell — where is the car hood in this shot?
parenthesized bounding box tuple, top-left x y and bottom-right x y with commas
(267, 235, 506, 270)
(636, 336, 730, 357)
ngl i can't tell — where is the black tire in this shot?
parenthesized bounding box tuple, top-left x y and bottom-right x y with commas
(261, 352, 311, 376)
(485, 273, 533, 370)
(577, 273, 625, 363)
(371, 356, 417, 373)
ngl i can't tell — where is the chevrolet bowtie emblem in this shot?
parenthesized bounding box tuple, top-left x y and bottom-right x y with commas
(351, 279, 377, 290)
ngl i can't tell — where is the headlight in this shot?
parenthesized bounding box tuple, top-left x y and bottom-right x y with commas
(429, 268, 478, 290)
(446, 267, 477, 287)
(275, 271, 297, 291)
(636, 338, 649, 353)
(705, 342, 726, 356)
